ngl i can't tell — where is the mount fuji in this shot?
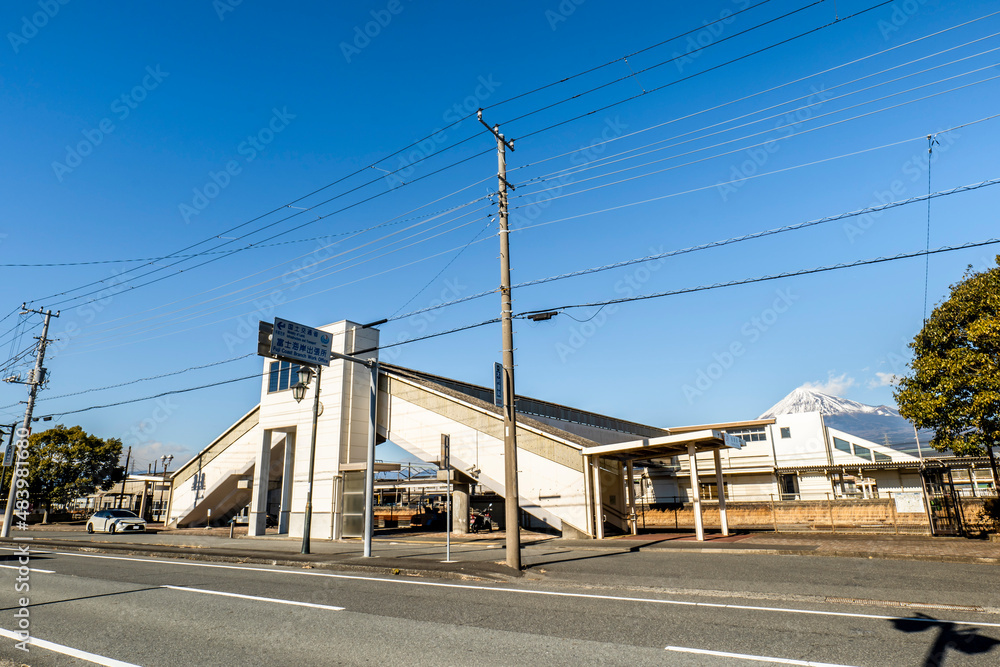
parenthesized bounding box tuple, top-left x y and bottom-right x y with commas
(759, 387, 934, 456)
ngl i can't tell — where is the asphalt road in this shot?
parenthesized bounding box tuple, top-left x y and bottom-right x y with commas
(1, 543, 999, 666)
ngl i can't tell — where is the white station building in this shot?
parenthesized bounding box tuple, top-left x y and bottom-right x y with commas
(165, 320, 743, 541)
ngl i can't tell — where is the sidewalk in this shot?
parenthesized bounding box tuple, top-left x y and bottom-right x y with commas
(5, 524, 999, 582)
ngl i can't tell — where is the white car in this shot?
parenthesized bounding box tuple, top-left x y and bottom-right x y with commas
(87, 509, 146, 534)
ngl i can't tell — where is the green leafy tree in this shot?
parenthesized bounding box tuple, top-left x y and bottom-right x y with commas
(27, 424, 124, 522)
(895, 257, 1000, 487)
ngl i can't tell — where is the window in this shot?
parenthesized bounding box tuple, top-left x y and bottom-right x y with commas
(853, 444, 873, 461)
(833, 437, 852, 454)
(778, 473, 799, 500)
(874, 452, 891, 463)
(780, 427, 791, 439)
(699, 481, 729, 500)
(728, 427, 767, 442)
(267, 360, 301, 393)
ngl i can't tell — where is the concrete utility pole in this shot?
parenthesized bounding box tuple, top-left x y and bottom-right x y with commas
(478, 109, 521, 570)
(2, 307, 58, 537)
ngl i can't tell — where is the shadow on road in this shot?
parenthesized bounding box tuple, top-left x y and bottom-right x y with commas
(0, 586, 164, 612)
(890, 612, 1000, 666)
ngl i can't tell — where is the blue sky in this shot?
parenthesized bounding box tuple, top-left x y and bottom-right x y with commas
(1, 0, 998, 470)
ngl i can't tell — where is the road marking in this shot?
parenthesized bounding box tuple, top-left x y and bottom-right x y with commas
(665, 646, 859, 666)
(161, 585, 344, 610)
(0, 563, 54, 573)
(0, 627, 140, 666)
(0, 546, 54, 554)
(48, 550, 1000, 628)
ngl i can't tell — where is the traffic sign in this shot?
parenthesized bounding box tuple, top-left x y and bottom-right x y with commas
(493, 362, 504, 407)
(269, 317, 333, 367)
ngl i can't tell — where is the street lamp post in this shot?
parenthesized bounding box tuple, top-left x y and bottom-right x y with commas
(291, 364, 321, 555)
(158, 454, 173, 524)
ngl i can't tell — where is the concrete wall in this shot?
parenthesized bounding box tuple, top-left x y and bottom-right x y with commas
(640, 498, 931, 534)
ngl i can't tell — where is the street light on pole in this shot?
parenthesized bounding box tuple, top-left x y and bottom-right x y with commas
(291, 364, 321, 555)
(158, 454, 172, 524)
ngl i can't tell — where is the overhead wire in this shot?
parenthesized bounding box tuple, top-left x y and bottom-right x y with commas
(384, 174, 1000, 323)
(0, 353, 256, 410)
(510, 38, 1000, 193)
(61, 204, 495, 353)
(509, 67, 1000, 211)
(58, 211, 499, 356)
(516, 238, 1000, 316)
(507, 1, 898, 143)
(504, 9, 1000, 176)
(38, 317, 503, 418)
(65, 196, 494, 344)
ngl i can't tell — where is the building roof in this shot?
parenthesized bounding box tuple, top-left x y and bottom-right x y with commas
(581, 429, 742, 463)
(667, 418, 776, 434)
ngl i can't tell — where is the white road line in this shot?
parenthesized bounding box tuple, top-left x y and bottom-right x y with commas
(0, 627, 140, 667)
(161, 585, 344, 610)
(0, 546, 54, 554)
(0, 563, 54, 573)
(48, 550, 1000, 628)
(665, 646, 860, 666)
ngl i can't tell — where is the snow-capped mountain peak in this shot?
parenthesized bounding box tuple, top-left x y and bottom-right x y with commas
(759, 386, 927, 453)
(759, 387, 899, 420)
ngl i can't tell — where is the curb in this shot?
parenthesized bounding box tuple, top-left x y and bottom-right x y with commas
(4, 538, 523, 582)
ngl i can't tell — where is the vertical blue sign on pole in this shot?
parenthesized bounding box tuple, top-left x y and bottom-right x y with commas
(493, 362, 504, 407)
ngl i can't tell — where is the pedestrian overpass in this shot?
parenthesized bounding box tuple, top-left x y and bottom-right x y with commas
(167, 321, 740, 540)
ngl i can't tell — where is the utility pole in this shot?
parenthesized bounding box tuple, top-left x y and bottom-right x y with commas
(478, 109, 521, 571)
(2, 307, 58, 537)
(117, 446, 131, 509)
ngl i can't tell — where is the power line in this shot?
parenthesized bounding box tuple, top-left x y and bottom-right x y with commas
(25, 353, 255, 405)
(516, 238, 1000, 316)
(505, 10, 1000, 177)
(512, 40, 1000, 193)
(65, 200, 493, 347)
(484, 0, 781, 112)
(59, 207, 495, 355)
(510, 68, 1000, 211)
(41, 372, 265, 419)
(509, 1, 896, 142)
(501, 1, 827, 128)
(385, 175, 1000, 323)
(56, 217, 499, 358)
(38, 318, 502, 418)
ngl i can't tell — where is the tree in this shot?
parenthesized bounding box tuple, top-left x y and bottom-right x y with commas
(895, 257, 1000, 488)
(27, 425, 124, 522)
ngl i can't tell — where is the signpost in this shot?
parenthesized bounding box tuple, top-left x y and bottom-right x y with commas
(269, 317, 333, 366)
(493, 362, 503, 407)
(255, 317, 380, 558)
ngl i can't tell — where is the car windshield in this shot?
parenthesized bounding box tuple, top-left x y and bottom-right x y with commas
(108, 510, 138, 518)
